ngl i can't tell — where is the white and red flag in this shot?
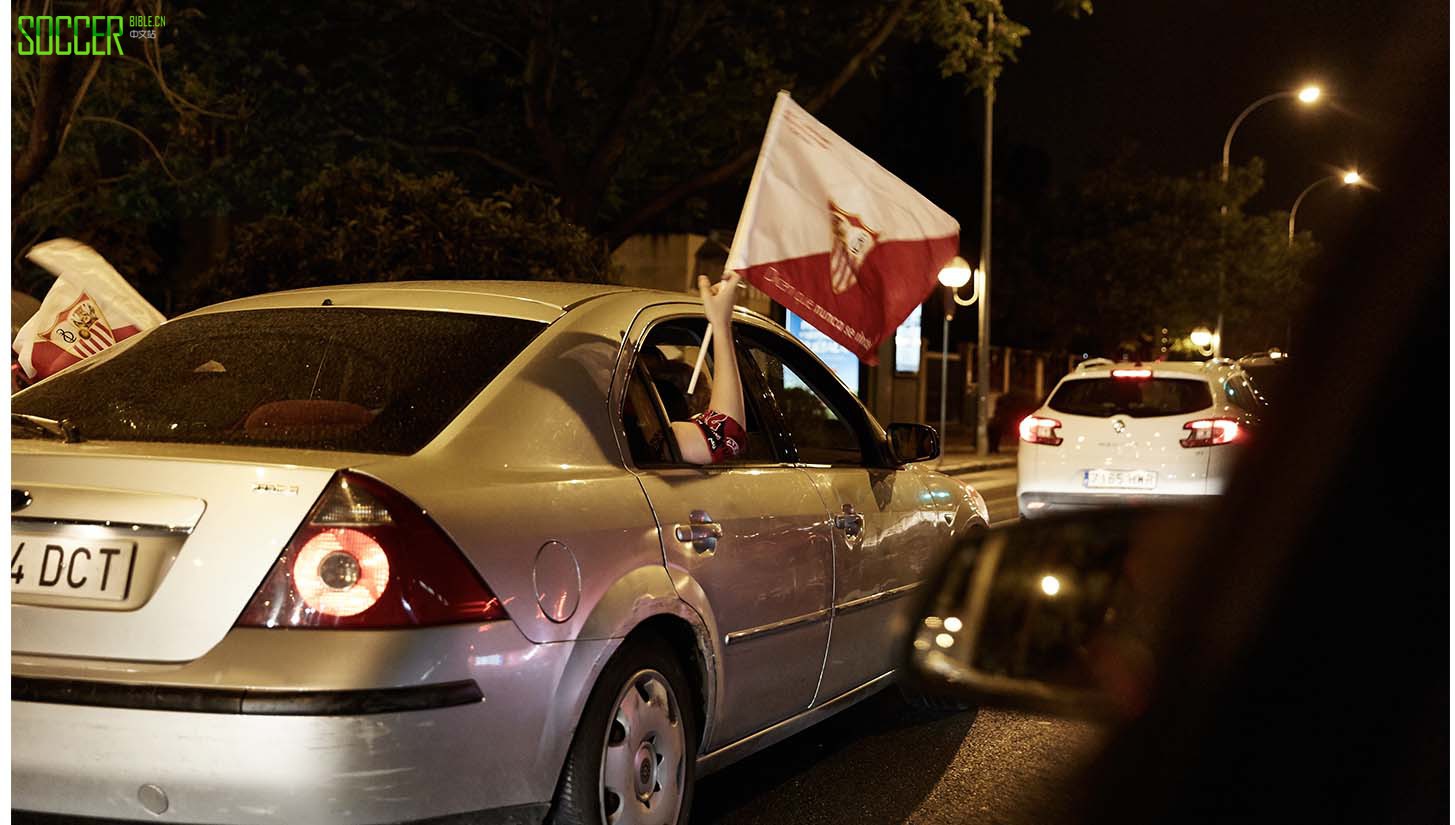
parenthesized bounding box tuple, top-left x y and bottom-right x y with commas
(14, 238, 166, 384)
(727, 91, 960, 364)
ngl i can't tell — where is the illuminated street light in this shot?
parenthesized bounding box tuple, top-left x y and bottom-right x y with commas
(1216, 82, 1326, 357)
(1222, 84, 1326, 184)
(1190, 326, 1217, 357)
(938, 256, 972, 290)
(935, 257, 982, 467)
(1289, 169, 1365, 244)
(1040, 575, 1062, 597)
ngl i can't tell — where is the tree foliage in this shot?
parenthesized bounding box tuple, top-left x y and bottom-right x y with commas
(201, 159, 613, 307)
(12, 0, 1086, 316)
(997, 155, 1315, 357)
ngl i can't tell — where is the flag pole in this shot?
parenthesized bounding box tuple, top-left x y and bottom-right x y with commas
(684, 310, 714, 397)
(686, 91, 791, 396)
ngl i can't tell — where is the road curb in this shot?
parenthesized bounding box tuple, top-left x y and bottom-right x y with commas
(937, 457, 1018, 475)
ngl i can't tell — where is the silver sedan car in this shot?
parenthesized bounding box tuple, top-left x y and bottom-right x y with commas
(11, 281, 989, 825)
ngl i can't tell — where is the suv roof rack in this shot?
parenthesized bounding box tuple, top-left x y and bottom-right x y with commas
(1076, 357, 1116, 371)
(1076, 355, 1117, 371)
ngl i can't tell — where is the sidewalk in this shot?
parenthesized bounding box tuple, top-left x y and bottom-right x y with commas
(934, 442, 1018, 475)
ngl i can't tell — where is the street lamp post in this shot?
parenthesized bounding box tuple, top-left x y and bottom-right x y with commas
(936, 257, 979, 464)
(975, 12, 996, 458)
(1289, 170, 1362, 244)
(1216, 83, 1323, 357)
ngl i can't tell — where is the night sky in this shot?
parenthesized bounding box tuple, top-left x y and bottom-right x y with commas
(808, 0, 1446, 250)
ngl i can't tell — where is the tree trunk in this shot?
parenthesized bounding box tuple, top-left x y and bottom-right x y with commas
(12, 0, 125, 204)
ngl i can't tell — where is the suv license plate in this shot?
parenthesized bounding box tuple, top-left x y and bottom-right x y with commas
(11, 536, 138, 602)
(1084, 469, 1158, 490)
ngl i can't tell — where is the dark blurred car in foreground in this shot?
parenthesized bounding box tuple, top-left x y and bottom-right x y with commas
(903, 22, 1445, 825)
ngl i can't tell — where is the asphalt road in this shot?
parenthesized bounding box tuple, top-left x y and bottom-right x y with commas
(692, 693, 1103, 825)
(692, 465, 1105, 825)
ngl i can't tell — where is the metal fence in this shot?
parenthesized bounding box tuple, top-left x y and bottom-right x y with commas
(923, 344, 1077, 431)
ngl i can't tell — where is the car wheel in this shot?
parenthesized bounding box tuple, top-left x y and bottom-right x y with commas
(551, 636, 697, 825)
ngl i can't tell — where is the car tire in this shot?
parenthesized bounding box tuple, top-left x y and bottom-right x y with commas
(550, 635, 698, 825)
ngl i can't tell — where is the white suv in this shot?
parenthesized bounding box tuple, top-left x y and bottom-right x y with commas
(1016, 358, 1264, 518)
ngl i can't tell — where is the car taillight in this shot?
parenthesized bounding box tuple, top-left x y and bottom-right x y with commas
(1180, 418, 1240, 448)
(236, 472, 507, 628)
(1019, 415, 1063, 446)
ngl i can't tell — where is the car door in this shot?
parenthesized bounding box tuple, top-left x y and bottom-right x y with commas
(738, 325, 942, 702)
(617, 310, 834, 751)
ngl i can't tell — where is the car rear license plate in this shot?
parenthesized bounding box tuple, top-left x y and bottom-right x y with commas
(1083, 469, 1158, 490)
(10, 536, 138, 602)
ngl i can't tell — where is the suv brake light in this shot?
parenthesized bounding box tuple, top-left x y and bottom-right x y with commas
(1112, 368, 1152, 379)
(1181, 418, 1240, 448)
(1019, 415, 1064, 446)
(236, 472, 507, 628)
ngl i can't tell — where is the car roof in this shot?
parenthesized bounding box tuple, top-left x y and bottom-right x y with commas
(178, 280, 685, 324)
(1237, 352, 1290, 366)
(1066, 359, 1242, 381)
(173, 279, 782, 334)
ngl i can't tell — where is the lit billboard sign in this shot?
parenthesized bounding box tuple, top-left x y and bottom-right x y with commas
(784, 305, 925, 394)
(895, 305, 922, 373)
(785, 311, 860, 395)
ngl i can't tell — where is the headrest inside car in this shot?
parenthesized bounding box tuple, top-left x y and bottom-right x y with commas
(244, 400, 376, 440)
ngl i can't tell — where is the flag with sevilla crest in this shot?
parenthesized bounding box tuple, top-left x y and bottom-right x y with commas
(13, 239, 166, 385)
(726, 92, 960, 364)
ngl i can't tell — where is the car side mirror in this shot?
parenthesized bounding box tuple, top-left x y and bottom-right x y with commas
(888, 422, 940, 463)
(906, 506, 1203, 719)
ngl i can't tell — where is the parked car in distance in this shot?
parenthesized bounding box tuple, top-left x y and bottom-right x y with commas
(1016, 358, 1263, 519)
(1235, 350, 1288, 405)
(10, 280, 988, 825)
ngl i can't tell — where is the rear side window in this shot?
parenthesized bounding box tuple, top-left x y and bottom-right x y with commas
(1241, 364, 1282, 402)
(1223, 374, 1264, 410)
(1048, 377, 1213, 419)
(13, 308, 545, 454)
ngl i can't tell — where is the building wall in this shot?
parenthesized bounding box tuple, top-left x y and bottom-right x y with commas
(611, 232, 774, 318)
(611, 234, 706, 294)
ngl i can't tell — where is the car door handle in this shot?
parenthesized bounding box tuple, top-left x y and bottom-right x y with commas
(673, 509, 722, 553)
(833, 504, 865, 538)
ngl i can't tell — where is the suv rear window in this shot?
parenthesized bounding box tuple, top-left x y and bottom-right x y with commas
(13, 308, 545, 454)
(1047, 377, 1213, 418)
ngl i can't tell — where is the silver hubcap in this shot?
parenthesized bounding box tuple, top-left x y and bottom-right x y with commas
(600, 669, 685, 825)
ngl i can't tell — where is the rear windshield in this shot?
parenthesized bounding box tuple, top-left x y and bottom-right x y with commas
(1048, 377, 1213, 418)
(13, 308, 545, 454)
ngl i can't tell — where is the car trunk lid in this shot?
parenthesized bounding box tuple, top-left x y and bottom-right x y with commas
(1043, 374, 1217, 493)
(11, 441, 379, 662)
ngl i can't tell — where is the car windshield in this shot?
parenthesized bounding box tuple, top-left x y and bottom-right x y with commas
(12, 308, 545, 454)
(1047, 376, 1213, 418)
